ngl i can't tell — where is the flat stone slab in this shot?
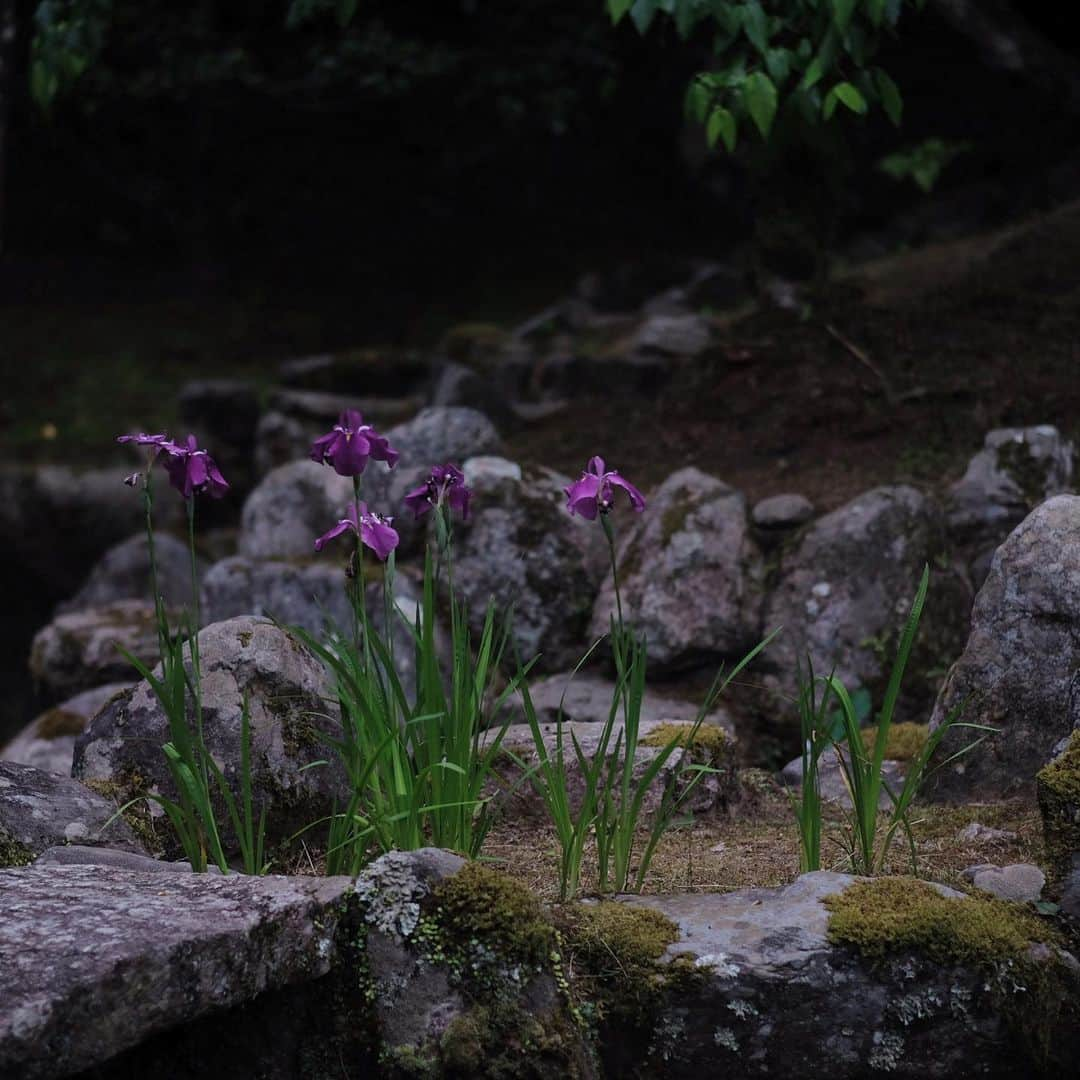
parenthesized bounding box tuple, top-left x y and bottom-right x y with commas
(0, 866, 353, 1079)
(970, 863, 1046, 903)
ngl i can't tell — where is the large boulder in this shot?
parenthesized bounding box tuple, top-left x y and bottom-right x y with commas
(762, 486, 956, 711)
(451, 458, 605, 671)
(1037, 730, 1080, 902)
(947, 426, 1075, 584)
(1, 761, 146, 866)
(57, 531, 196, 614)
(29, 600, 163, 703)
(72, 616, 347, 856)
(1, 683, 131, 776)
(0, 865, 363, 1080)
(590, 468, 763, 672)
(929, 496, 1080, 799)
(616, 872, 1078, 1078)
(239, 460, 354, 560)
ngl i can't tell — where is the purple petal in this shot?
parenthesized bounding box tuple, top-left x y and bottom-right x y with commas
(204, 456, 230, 498)
(366, 431, 399, 467)
(565, 474, 602, 519)
(403, 484, 433, 518)
(360, 518, 400, 561)
(314, 517, 356, 552)
(310, 431, 336, 464)
(587, 455, 606, 477)
(162, 453, 193, 498)
(340, 409, 364, 432)
(330, 431, 371, 477)
(607, 472, 646, 513)
(448, 484, 471, 520)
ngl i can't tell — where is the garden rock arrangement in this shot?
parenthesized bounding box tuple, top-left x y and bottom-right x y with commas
(73, 615, 347, 854)
(1, 851, 1075, 1078)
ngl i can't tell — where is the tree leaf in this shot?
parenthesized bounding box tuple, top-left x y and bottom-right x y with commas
(765, 47, 791, 86)
(824, 80, 867, 120)
(831, 0, 857, 31)
(706, 106, 737, 152)
(867, 0, 887, 26)
(685, 78, 710, 123)
(800, 28, 838, 90)
(874, 68, 903, 125)
(741, 2, 769, 54)
(629, 0, 659, 33)
(607, 0, 635, 23)
(743, 71, 778, 138)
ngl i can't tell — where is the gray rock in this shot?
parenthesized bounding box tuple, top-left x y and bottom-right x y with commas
(751, 492, 815, 530)
(0, 761, 145, 865)
(0, 865, 355, 1079)
(0, 683, 131, 776)
(1062, 863, 1080, 920)
(73, 616, 347, 856)
(33, 845, 198, 872)
(493, 715, 736, 820)
(253, 410, 310, 476)
(0, 464, 181, 594)
(970, 863, 1046, 903)
(463, 455, 522, 486)
(517, 671, 734, 734)
(239, 459, 354, 560)
(201, 554, 351, 635)
(58, 531, 196, 614)
(779, 747, 906, 810)
(621, 871, 1076, 1077)
(270, 387, 421, 426)
(29, 600, 163, 703)
(590, 468, 764, 672)
(930, 496, 1080, 798)
(763, 485, 948, 707)
(633, 313, 712, 356)
(430, 362, 513, 429)
(451, 461, 605, 671)
(957, 822, 1018, 845)
(947, 425, 1074, 550)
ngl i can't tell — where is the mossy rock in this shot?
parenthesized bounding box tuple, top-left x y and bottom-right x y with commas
(860, 721, 928, 763)
(639, 722, 727, 762)
(1037, 730, 1080, 885)
(0, 828, 34, 869)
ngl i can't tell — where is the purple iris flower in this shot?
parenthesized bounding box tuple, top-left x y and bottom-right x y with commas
(161, 435, 230, 499)
(403, 463, 471, 520)
(564, 456, 646, 520)
(310, 409, 399, 477)
(315, 501, 400, 561)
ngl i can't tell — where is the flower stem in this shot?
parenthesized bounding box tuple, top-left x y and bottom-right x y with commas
(601, 514, 624, 636)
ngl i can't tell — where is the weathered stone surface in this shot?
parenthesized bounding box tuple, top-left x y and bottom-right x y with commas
(492, 716, 736, 820)
(0, 683, 130, 776)
(779, 747, 906, 810)
(0, 762, 145, 866)
(947, 426, 1074, 567)
(620, 872, 1077, 1078)
(58, 532, 196, 614)
(930, 497, 1080, 799)
(73, 616, 347, 855)
(451, 460, 605, 671)
(430, 362, 514, 429)
(0, 865, 356, 1080)
(969, 864, 1045, 903)
(239, 459, 354, 560)
(633, 313, 712, 356)
(957, 822, 1018, 845)
(0, 465, 181, 594)
(253, 409, 310, 476)
(516, 671, 734, 733)
(29, 601, 162, 703)
(201, 554, 351, 634)
(751, 492, 815, 530)
(33, 845, 201, 872)
(763, 486, 951, 709)
(590, 468, 763, 672)
(1037, 729, 1080, 888)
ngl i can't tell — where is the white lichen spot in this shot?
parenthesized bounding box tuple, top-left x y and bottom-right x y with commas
(868, 1032, 905, 1072)
(805, 599, 821, 618)
(727, 999, 759, 1021)
(713, 1027, 740, 1052)
(695, 952, 740, 978)
(889, 989, 942, 1026)
(811, 582, 832, 599)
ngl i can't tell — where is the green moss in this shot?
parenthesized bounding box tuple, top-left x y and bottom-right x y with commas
(559, 902, 678, 980)
(34, 707, 87, 740)
(0, 829, 34, 869)
(659, 488, 711, 548)
(825, 877, 1060, 965)
(860, 722, 928, 763)
(826, 876, 1078, 1067)
(640, 722, 727, 762)
(83, 772, 164, 856)
(1036, 730, 1080, 883)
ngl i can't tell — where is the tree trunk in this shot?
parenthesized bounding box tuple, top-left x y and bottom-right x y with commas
(0, 0, 16, 254)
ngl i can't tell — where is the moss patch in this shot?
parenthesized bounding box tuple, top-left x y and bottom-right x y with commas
(860, 722, 928, 762)
(1036, 730, 1080, 883)
(640, 722, 727, 762)
(825, 877, 1061, 965)
(34, 707, 87, 740)
(0, 828, 34, 869)
(558, 902, 678, 982)
(83, 772, 164, 856)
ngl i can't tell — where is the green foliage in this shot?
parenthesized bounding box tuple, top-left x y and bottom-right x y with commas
(30, 0, 112, 110)
(878, 137, 972, 192)
(611, 0, 926, 150)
